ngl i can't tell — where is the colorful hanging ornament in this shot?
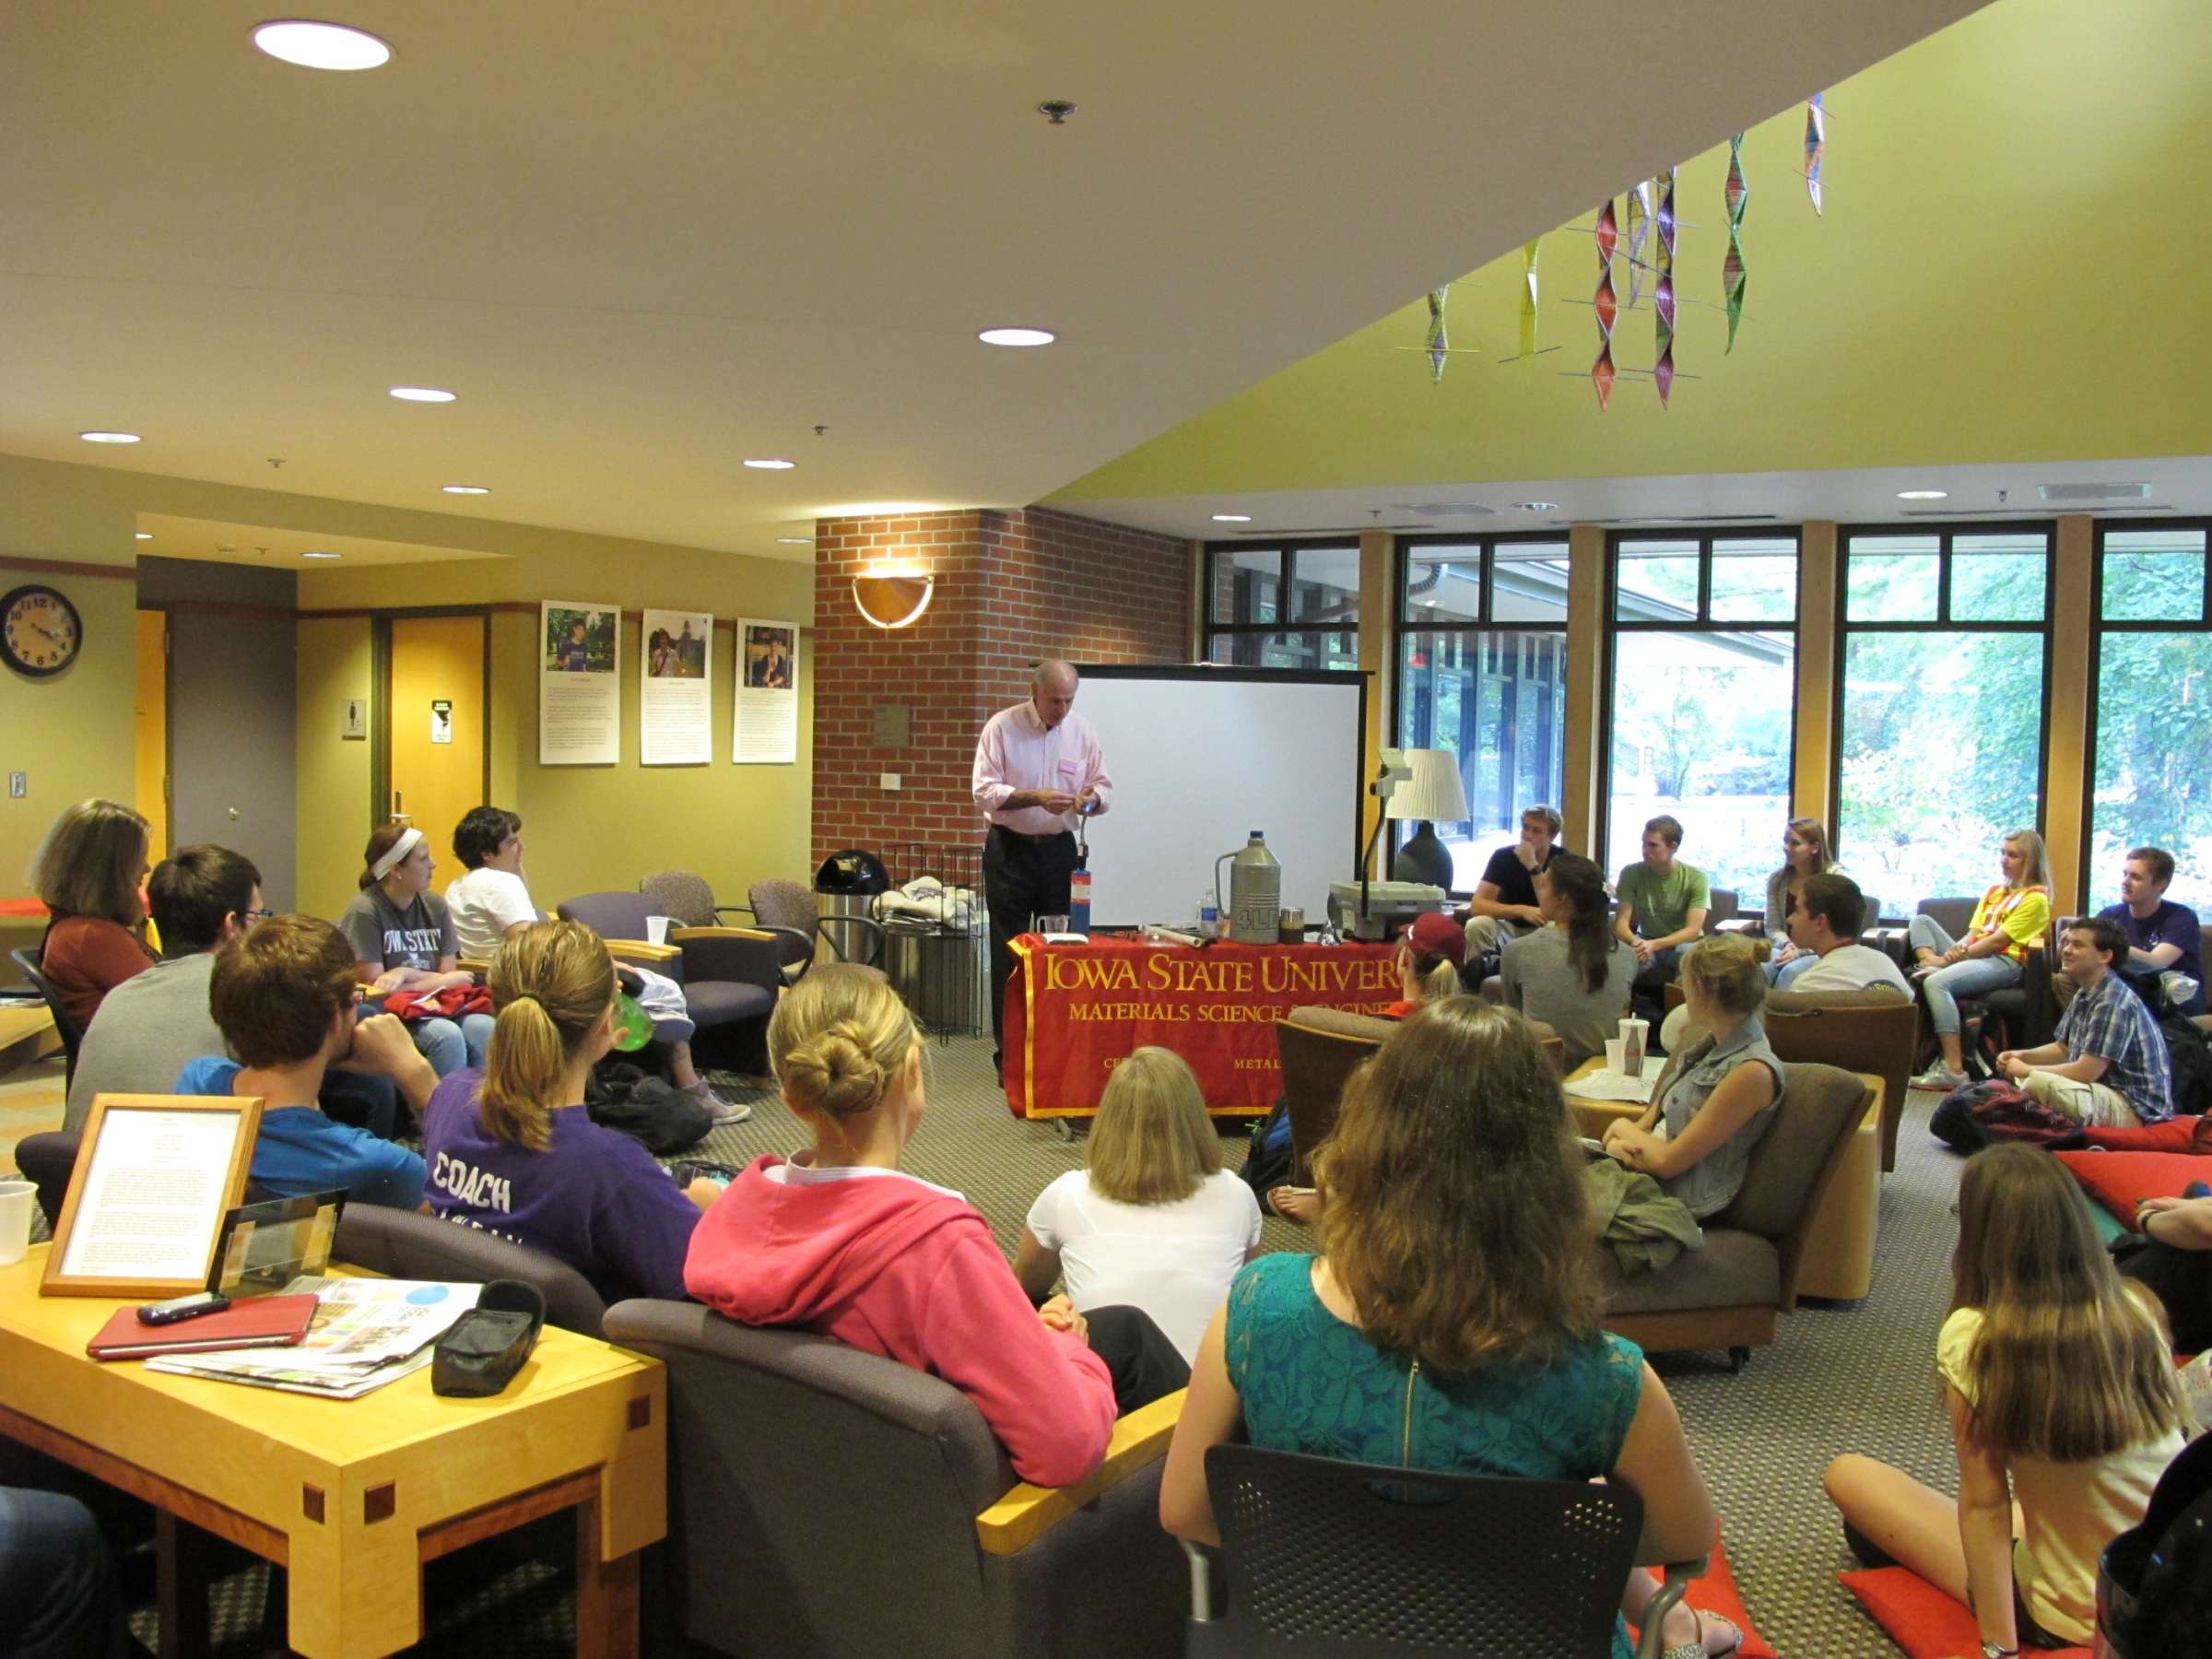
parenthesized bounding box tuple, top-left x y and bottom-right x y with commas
(1425, 287, 1449, 383)
(1653, 168, 1677, 408)
(1805, 92, 1827, 215)
(1623, 180, 1655, 310)
(1518, 240, 1540, 359)
(1591, 198, 1618, 409)
(1723, 133, 1748, 352)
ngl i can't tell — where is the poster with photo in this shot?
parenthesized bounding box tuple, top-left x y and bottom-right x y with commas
(735, 618, 800, 764)
(641, 608, 712, 765)
(539, 600, 620, 765)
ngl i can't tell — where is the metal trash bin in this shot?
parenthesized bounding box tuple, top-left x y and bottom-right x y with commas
(814, 849, 890, 967)
(884, 921, 987, 1036)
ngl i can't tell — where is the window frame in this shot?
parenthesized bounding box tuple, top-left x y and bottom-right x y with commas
(1829, 521, 2057, 916)
(1598, 528, 1805, 891)
(1391, 532, 1572, 896)
(1202, 538, 1361, 665)
(2080, 516, 2212, 914)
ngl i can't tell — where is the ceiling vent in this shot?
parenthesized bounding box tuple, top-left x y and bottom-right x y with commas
(1390, 501, 1497, 517)
(1901, 503, 2172, 517)
(2038, 482, 2150, 502)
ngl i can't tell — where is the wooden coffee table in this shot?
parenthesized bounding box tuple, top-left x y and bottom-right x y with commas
(0, 1245, 665, 1658)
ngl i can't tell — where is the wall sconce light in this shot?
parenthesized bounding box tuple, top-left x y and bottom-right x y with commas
(852, 566, 935, 629)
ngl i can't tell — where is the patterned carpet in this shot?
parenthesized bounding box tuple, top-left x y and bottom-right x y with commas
(135, 1036, 1972, 1656)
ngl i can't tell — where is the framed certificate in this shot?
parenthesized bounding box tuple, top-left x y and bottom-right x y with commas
(42, 1094, 264, 1299)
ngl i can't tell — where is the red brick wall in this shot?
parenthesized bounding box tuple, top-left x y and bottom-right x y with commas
(812, 508, 1192, 871)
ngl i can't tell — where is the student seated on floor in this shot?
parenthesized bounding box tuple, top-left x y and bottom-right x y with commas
(686, 965, 1189, 1489)
(1825, 1144, 2186, 1653)
(66, 844, 406, 1142)
(1160, 1000, 1739, 1659)
(1600, 935, 1783, 1223)
(1994, 915, 2173, 1128)
(423, 921, 719, 1304)
(1015, 1046, 1264, 1364)
(175, 915, 430, 1208)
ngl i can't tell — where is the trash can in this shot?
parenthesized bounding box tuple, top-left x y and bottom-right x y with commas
(815, 849, 890, 966)
(885, 920, 988, 1036)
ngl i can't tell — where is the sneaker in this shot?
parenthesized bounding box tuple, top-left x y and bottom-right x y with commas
(1911, 1065, 1968, 1091)
(684, 1079, 753, 1125)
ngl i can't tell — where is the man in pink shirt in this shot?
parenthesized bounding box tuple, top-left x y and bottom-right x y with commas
(971, 661, 1113, 1066)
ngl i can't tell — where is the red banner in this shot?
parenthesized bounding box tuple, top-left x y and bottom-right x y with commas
(1001, 935, 1400, 1118)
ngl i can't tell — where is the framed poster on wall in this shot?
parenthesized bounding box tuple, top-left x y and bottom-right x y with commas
(539, 600, 620, 765)
(641, 607, 712, 765)
(735, 618, 799, 764)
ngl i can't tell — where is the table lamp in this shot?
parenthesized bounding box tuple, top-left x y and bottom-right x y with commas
(1385, 748, 1468, 888)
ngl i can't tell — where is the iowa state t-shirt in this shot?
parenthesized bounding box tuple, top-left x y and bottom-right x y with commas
(340, 888, 457, 973)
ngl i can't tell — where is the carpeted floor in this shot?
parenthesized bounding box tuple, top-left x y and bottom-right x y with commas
(146, 1036, 1974, 1656)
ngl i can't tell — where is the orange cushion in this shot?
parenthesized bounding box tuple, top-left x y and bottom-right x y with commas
(2054, 1150, 2210, 1230)
(1839, 1566, 2091, 1657)
(1629, 1528, 1775, 1658)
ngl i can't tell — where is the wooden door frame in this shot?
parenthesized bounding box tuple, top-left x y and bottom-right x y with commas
(373, 608, 493, 831)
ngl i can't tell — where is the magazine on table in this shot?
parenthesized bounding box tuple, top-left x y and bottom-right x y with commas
(144, 1275, 482, 1398)
(1565, 1069, 1660, 1104)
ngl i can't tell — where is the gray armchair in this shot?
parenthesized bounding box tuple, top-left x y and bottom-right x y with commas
(724, 877, 888, 982)
(555, 890, 781, 1071)
(334, 1204, 609, 1338)
(600, 1299, 1187, 1659)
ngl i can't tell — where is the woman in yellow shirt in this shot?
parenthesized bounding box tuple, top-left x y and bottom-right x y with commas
(1907, 829, 2052, 1091)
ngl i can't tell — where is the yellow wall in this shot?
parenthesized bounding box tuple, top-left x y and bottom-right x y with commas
(132, 609, 168, 860)
(295, 616, 377, 920)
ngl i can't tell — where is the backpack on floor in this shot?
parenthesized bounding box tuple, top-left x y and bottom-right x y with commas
(585, 1059, 712, 1156)
(1240, 1098, 1295, 1202)
(2160, 1016, 2212, 1117)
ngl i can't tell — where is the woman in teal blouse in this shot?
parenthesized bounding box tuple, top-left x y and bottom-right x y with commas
(1160, 998, 1737, 1658)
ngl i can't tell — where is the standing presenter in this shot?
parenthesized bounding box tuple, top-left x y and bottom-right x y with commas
(973, 661, 1112, 1071)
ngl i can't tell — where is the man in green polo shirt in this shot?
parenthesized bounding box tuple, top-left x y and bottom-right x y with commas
(1615, 814, 1711, 1027)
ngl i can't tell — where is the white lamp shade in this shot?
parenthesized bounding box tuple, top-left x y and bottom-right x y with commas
(1384, 748, 1469, 822)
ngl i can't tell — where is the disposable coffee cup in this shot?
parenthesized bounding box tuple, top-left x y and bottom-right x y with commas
(1038, 914, 1072, 935)
(0, 1180, 34, 1268)
(1605, 1038, 1626, 1075)
(645, 915, 672, 946)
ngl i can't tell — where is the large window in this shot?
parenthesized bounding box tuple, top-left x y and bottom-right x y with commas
(2090, 524, 2212, 909)
(1605, 535, 1799, 900)
(1396, 537, 1569, 889)
(1203, 541, 1359, 670)
(1836, 529, 2051, 919)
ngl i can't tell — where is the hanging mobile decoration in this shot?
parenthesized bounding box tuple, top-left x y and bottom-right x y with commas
(1805, 92, 1827, 215)
(1425, 287, 1450, 383)
(1590, 199, 1619, 409)
(1518, 241, 1541, 360)
(1623, 180, 1655, 310)
(1723, 134, 1748, 352)
(1653, 167, 1677, 408)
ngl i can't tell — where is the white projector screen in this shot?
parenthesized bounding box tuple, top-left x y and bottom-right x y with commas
(1072, 665, 1368, 930)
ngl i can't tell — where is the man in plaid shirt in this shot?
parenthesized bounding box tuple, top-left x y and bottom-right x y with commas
(1996, 915, 2173, 1126)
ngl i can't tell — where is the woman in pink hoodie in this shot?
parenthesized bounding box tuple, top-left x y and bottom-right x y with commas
(685, 964, 1186, 1488)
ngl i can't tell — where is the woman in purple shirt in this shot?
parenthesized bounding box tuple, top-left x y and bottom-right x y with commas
(421, 921, 719, 1303)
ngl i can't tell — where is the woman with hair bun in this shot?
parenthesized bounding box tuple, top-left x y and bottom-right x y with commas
(686, 964, 1189, 1488)
(1600, 934, 1783, 1221)
(421, 921, 717, 1304)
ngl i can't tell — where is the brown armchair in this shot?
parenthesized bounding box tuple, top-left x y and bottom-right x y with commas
(599, 1300, 1186, 1659)
(1763, 986, 1916, 1171)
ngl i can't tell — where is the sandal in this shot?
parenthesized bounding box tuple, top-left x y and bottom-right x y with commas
(1692, 1608, 1744, 1656)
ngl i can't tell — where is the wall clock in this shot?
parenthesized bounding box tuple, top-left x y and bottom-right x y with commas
(2, 583, 85, 677)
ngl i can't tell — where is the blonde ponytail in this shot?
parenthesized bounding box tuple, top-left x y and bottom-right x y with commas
(769, 964, 918, 1123)
(1418, 957, 1462, 1004)
(480, 921, 617, 1152)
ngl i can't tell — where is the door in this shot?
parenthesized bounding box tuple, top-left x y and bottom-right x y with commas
(168, 605, 296, 909)
(386, 616, 487, 880)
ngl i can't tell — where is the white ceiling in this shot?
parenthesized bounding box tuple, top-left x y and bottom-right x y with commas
(1063, 457, 2212, 541)
(2, 1, 1989, 561)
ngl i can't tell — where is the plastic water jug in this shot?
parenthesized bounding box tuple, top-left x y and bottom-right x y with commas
(1069, 865, 1092, 934)
(1215, 831, 1282, 945)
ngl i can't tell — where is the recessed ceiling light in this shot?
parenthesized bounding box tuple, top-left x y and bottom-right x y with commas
(1211, 514, 1253, 524)
(775, 536, 812, 545)
(743, 458, 795, 470)
(300, 549, 342, 559)
(134, 532, 153, 541)
(977, 327, 1056, 347)
(1897, 489, 1948, 500)
(441, 483, 490, 495)
(389, 386, 455, 404)
(79, 430, 141, 443)
(1512, 500, 1559, 512)
(251, 20, 392, 71)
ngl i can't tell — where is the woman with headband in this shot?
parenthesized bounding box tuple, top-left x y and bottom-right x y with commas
(340, 822, 494, 1077)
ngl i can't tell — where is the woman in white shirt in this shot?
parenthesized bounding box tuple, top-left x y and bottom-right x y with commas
(1824, 1143, 2185, 1651)
(1016, 1046, 1264, 1362)
(445, 807, 541, 961)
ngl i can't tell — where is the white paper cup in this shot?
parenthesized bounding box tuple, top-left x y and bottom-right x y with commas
(1605, 1038, 1626, 1074)
(0, 1180, 34, 1267)
(646, 915, 672, 946)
